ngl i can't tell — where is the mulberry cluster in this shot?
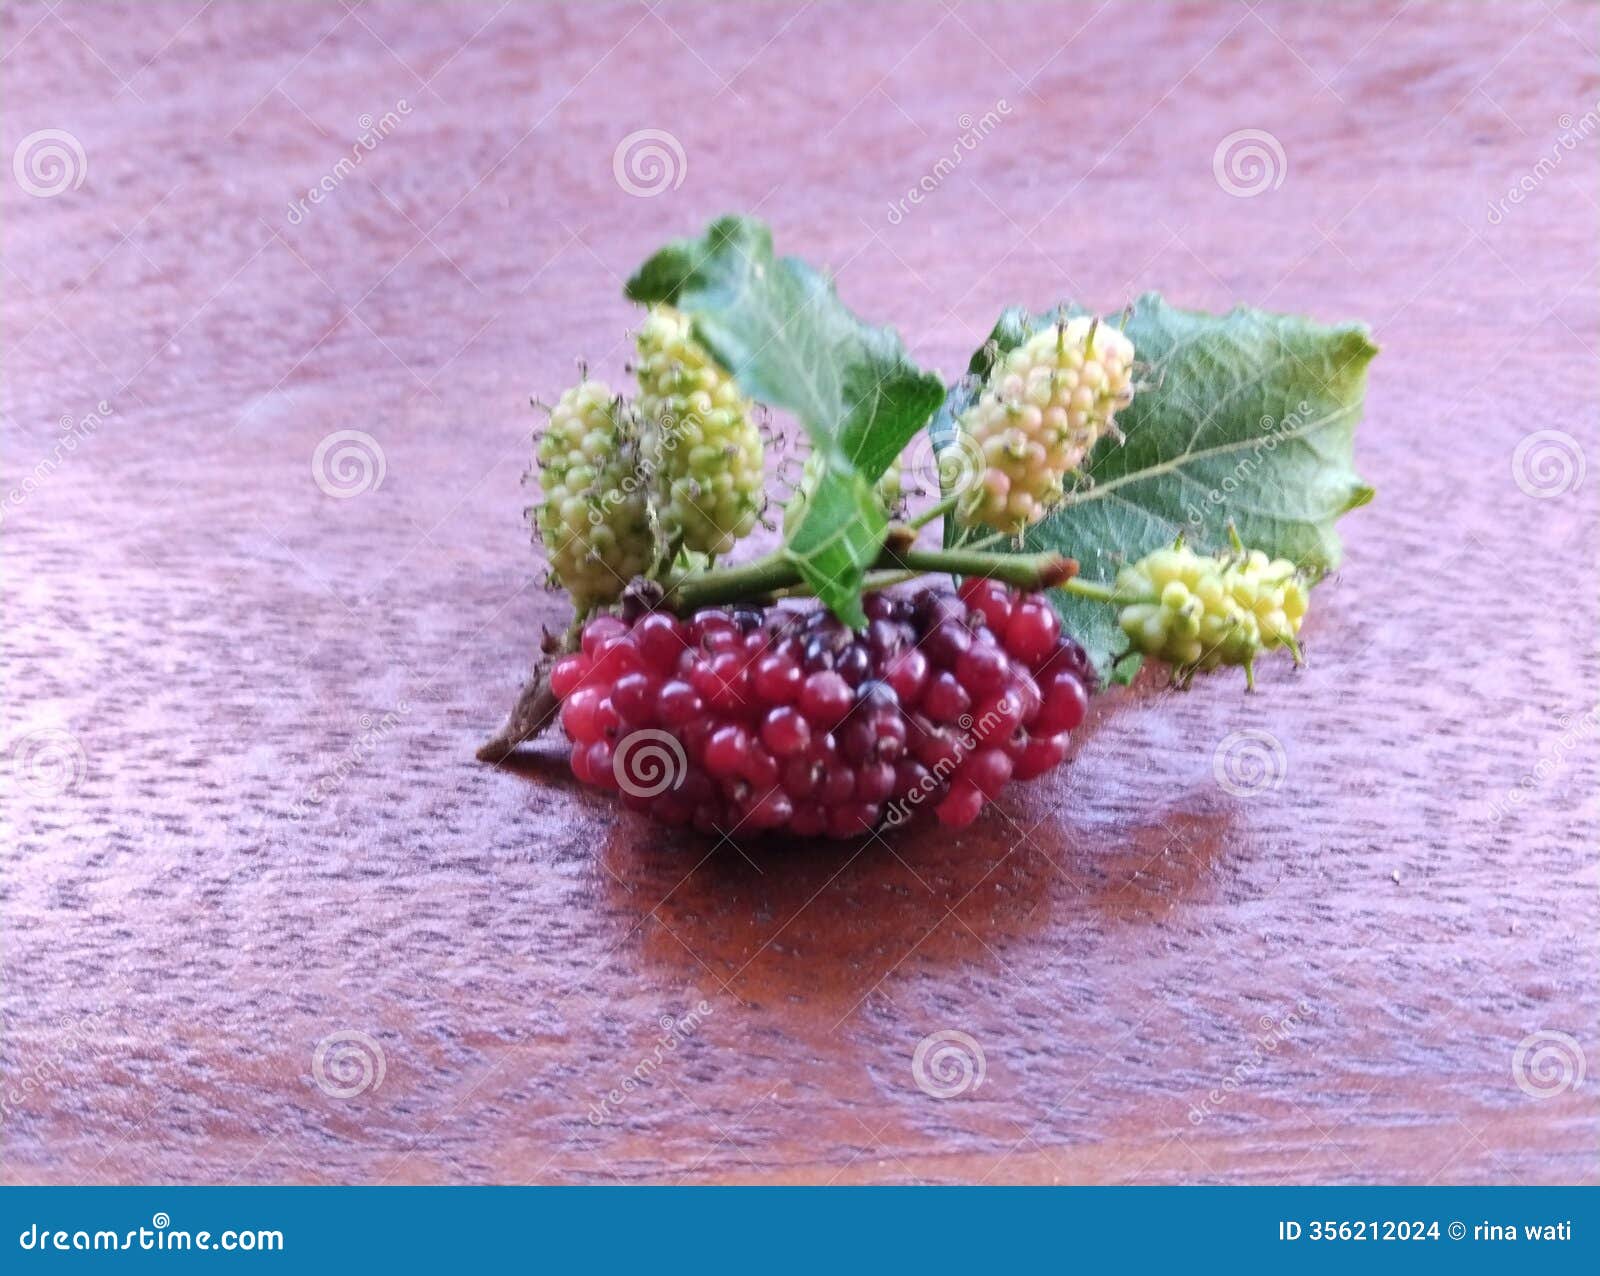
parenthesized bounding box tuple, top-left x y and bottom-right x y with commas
(531, 381, 654, 612)
(549, 581, 1094, 839)
(634, 306, 764, 557)
(1115, 542, 1308, 683)
(955, 317, 1136, 534)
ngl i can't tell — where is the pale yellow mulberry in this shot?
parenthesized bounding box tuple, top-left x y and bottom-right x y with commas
(956, 317, 1135, 534)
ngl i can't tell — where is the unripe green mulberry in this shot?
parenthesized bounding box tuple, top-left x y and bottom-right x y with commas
(634, 306, 763, 557)
(532, 380, 653, 613)
(1115, 540, 1308, 686)
(956, 317, 1136, 534)
(1226, 548, 1309, 652)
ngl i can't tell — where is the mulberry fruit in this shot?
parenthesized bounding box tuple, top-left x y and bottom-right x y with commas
(532, 381, 654, 613)
(955, 316, 1136, 534)
(548, 582, 1094, 839)
(634, 306, 764, 557)
(1115, 540, 1308, 685)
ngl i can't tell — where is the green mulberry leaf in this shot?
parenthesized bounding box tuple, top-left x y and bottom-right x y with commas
(626, 216, 944, 627)
(947, 294, 1377, 677)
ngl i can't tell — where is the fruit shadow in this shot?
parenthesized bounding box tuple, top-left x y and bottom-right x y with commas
(592, 698, 1236, 1007)
(491, 746, 581, 789)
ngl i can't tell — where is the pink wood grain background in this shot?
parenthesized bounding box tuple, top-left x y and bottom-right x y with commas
(2, 1, 1596, 1184)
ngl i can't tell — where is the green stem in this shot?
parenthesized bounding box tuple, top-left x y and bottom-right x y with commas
(950, 537, 1162, 608)
(773, 568, 920, 600)
(886, 545, 1073, 588)
(662, 542, 1077, 613)
(862, 568, 923, 592)
(906, 491, 959, 532)
(661, 550, 792, 610)
(1059, 578, 1122, 604)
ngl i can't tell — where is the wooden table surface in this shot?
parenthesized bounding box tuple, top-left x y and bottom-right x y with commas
(3, 1, 1596, 1186)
